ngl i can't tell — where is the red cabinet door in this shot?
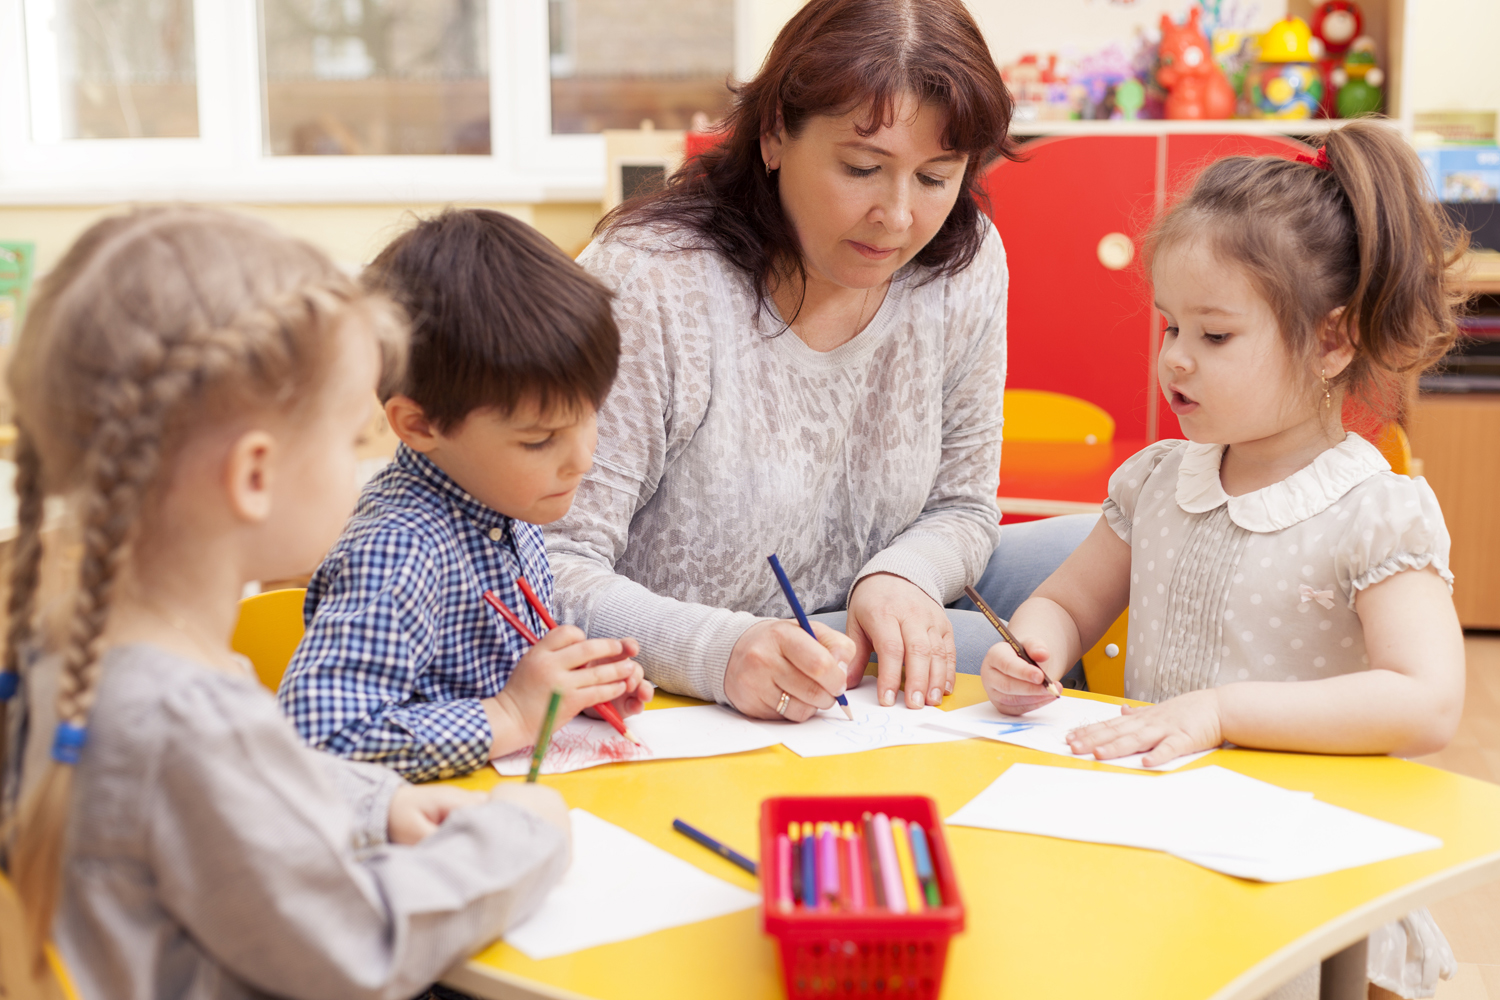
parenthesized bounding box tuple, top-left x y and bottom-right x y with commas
(978, 136, 1159, 440)
(1154, 133, 1312, 440)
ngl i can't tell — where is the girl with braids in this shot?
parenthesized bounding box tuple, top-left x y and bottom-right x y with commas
(983, 120, 1466, 997)
(1, 207, 572, 998)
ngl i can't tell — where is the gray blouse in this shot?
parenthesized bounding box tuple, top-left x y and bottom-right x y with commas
(14, 644, 567, 1000)
(1103, 433, 1452, 703)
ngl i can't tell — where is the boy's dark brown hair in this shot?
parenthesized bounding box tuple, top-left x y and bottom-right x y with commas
(365, 209, 618, 430)
(1145, 118, 1469, 425)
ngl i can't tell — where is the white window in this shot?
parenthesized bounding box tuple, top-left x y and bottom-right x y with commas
(0, 0, 738, 204)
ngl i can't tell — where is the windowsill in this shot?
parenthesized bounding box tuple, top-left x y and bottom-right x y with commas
(0, 170, 605, 206)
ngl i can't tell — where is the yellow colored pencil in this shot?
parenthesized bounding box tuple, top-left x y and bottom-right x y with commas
(890, 817, 925, 912)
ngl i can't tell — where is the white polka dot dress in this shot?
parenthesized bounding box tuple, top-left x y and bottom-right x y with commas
(1105, 433, 1452, 704)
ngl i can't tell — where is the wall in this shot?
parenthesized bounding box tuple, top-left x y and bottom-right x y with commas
(0, 201, 603, 274)
(1405, 0, 1500, 113)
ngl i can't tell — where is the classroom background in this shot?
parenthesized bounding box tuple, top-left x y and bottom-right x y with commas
(0, 1, 1498, 997)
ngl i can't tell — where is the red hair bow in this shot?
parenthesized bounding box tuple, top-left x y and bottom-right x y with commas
(1296, 147, 1332, 171)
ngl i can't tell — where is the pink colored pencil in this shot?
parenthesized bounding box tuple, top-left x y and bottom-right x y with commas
(872, 812, 906, 914)
(846, 824, 866, 911)
(776, 834, 793, 912)
(820, 824, 840, 907)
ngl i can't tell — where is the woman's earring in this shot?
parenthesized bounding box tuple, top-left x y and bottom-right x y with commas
(1321, 369, 1332, 409)
(765, 160, 773, 176)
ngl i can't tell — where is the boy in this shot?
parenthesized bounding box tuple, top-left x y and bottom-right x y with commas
(279, 209, 650, 781)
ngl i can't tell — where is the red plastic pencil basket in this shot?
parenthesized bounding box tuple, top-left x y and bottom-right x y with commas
(761, 795, 965, 1000)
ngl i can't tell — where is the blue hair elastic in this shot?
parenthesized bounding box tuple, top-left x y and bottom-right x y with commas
(51, 722, 88, 765)
(0, 672, 17, 701)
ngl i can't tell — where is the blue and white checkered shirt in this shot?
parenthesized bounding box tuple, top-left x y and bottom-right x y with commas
(278, 444, 554, 781)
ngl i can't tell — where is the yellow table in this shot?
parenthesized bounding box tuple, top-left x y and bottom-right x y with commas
(439, 678, 1500, 1000)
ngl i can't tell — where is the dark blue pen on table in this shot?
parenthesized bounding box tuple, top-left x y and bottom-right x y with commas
(672, 818, 759, 876)
(767, 553, 855, 720)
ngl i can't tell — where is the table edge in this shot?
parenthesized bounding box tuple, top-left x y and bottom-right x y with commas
(1210, 848, 1500, 1000)
(996, 496, 1103, 517)
(444, 849, 1500, 1000)
(444, 961, 594, 1000)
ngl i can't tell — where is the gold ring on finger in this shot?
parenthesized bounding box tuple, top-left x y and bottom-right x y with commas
(775, 690, 791, 717)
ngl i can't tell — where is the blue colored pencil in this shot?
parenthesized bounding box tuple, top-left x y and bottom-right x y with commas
(672, 818, 758, 876)
(800, 822, 817, 907)
(908, 821, 943, 908)
(767, 554, 854, 720)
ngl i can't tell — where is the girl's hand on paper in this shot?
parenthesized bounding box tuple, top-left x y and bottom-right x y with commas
(724, 618, 855, 721)
(1065, 689, 1224, 767)
(388, 784, 485, 844)
(980, 635, 1059, 716)
(845, 572, 957, 710)
(487, 625, 644, 756)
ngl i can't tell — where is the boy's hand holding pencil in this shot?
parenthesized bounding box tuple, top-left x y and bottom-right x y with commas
(481, 623, 651, 759)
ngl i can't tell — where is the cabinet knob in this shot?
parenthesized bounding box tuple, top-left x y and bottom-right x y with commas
(1097, 232, 1135, 271)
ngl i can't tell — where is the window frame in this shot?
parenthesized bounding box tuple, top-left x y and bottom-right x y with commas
(0, 0, 609, 204)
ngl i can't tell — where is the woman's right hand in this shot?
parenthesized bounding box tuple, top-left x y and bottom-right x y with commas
(724, 619, 857, 721)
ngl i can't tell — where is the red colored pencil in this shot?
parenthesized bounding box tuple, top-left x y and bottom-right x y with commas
(482, 589, 643, 746)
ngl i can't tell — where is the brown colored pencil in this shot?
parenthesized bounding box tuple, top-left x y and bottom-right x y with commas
(963, 585, 1064, 697)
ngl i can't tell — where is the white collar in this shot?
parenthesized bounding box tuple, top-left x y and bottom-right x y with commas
(1175, 432, 1390, 532)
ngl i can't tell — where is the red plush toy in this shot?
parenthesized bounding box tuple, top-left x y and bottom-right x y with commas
(1157, 8, 1236, 120)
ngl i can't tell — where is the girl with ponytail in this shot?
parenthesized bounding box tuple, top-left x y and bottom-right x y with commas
(980, 120, 1468, 997)
(1, 207, 572, 998)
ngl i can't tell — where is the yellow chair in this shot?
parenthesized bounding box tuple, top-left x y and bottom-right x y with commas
(1001, 390, 1125, 693)
(1002, 389, 1115, 444)
(230, 588, 308, 692)
(0, 872, 81, 1000)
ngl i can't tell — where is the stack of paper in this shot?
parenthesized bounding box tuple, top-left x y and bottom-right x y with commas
(504, 810, 760, 959)
(493, 705, 782, 776)
(777, 684, 965, 758)
(494, 684, 965, 776)
(946, 763, 1442, 882)
(929, 697, 1215, 771)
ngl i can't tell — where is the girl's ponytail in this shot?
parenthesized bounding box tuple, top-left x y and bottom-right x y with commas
(1147, 117, 1469, 425)
(1319, 120, 1468, 418)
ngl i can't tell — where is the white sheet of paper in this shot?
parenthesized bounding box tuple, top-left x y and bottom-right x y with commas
(947, 763, 1441, 882)
(929, 697, 1214, 771)
(504, 810, 760, 960)
(775, 683, 966, 758)
(493, 705, 781, 776)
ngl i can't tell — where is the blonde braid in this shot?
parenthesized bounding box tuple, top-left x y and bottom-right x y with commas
(3, 206, 406, 969)
(0, 433, 43, 823)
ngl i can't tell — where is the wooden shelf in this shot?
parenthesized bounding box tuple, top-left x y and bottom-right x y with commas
(1010, 118, 1346, 138)
(1459, 252, 1500, 296)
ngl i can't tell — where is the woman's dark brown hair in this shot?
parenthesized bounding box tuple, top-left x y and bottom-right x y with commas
(1146, 118, 1469, 424)
(598, 0, 1017, 318)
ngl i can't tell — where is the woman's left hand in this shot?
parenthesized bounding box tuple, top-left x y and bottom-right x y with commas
(845, 573, 956, 710)
(1065, 689, 1224, 767)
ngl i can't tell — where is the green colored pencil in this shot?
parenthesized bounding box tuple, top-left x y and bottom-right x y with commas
(526, 689, 564, 783)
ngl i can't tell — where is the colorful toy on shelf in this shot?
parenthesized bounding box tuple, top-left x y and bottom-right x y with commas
(1114, 78, 1145, 120)
(1311, 1, 1364, 115)
(1156, 8, 1236, 120)
(1247, 16, 1324, 119)
(1001, 53, 1082, 122)
(1331, 36, 1384, 117)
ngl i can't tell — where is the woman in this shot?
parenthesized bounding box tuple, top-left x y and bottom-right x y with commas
(546, 0, 1093, 721)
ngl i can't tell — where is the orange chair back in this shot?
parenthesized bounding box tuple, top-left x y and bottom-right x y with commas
(1003, 389, 1115, 444)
